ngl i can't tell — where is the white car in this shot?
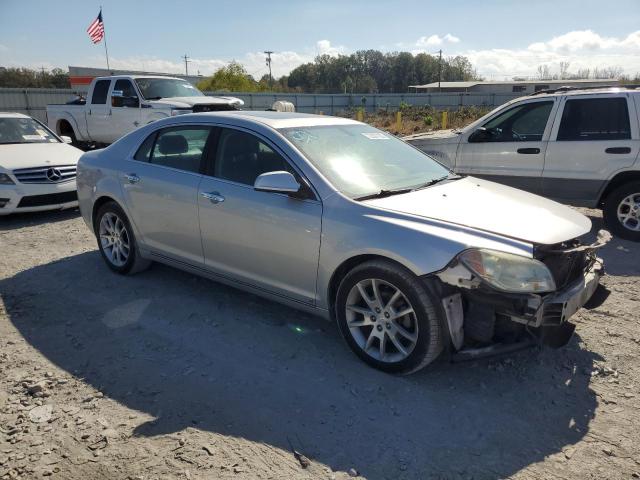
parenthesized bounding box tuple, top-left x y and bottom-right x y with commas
(406, 87, 640, 241)
(0, 113, 83, 215)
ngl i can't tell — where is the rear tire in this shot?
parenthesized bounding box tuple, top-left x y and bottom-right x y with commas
(335, 260, 444, 374)
(603, 182, 640, 242)
(94, 201, 151, 274)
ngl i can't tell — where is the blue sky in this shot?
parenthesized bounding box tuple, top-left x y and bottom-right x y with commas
(1, 0, 639, 79)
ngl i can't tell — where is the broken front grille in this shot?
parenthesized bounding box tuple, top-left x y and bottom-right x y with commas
(13, 165, 77, 184)
(535, 240, 591, 290)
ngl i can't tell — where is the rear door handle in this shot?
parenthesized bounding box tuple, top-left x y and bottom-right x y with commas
(125, 173, 140, 184)
(605, 147, 631, 154)
(201, 191, 225, 204)
(517, 148, 540, 154)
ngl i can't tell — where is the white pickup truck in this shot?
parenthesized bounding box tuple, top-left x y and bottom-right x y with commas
(406, 87, 640, 241)
(46, 75, 243, 146)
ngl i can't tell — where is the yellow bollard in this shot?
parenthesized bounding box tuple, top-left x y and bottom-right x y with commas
(356, 109, 364, 122)
(396, 111, 402, 131)
(319, 111, 324, 116)
(441, 111, 448, 129)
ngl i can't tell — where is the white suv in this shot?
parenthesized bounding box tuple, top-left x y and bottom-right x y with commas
(406, 87, 640, 241)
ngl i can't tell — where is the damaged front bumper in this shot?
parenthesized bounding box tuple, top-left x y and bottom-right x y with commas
(433, 232, 609, 361)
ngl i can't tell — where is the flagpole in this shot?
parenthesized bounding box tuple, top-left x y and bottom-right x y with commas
(100, 6, 111, 71)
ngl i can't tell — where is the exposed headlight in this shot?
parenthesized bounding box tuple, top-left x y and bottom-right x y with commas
(171, 109, 192, 116)
(0, 173, 15, 185)
(459, 248, 556, 293)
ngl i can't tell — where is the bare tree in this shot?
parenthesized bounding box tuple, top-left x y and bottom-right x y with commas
(537, 64, 551, 80)
(559, 61, 570, 80)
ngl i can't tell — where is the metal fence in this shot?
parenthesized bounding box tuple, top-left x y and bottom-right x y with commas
(0, 88, 520, 123)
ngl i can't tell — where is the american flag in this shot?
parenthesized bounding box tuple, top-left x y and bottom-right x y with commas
(87, 10, 105, 44)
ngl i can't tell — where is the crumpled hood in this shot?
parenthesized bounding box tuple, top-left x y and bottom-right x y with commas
(364, 177, 591, 245)
(404, 129, 461, 144)
(0, 143, 83, 171)
(149, 96, 244, 109)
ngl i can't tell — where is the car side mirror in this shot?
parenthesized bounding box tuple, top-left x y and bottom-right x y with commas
(254, 171, 301, 194)
(468, 127, 492, 143)
(60, 135, 73, 144)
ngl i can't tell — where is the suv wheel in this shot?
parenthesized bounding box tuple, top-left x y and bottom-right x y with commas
(603, 182, 640, 242)
(95, 201, 151, 274)
(335, 260, 444, 374)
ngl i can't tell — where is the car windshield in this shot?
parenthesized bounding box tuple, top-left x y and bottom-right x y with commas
(281, 124, 450, 198)
(0, 117, 60, 145)
(134, 78, 204, 100)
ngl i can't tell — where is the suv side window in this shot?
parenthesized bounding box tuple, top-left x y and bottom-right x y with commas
(214, 128, 294, 185)
(148, 126, 211, 173)
(557, 97, 631, 141)
(477, 101, 553, 142)
(91, 80, 111, 104)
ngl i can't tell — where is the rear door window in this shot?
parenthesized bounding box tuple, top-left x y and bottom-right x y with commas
(557, 97, 631, 141)
(149, 126, 212, 173)
(91, 80, 111, 104)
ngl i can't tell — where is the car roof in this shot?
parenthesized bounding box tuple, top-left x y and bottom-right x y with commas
(528, 86, 640, 98)
(186, 110, 361, 129)
(0, 112, 30, 119)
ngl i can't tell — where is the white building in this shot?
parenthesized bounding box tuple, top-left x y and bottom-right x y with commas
(409, 79, 616, 95)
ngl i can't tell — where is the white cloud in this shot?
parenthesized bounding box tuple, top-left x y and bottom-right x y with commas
(415, 33, 460, 48)
(465, 30, 640, 78)
(533, 30, 640, 53)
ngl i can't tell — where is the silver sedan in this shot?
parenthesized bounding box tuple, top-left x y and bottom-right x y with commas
(77, 112, 606, 374)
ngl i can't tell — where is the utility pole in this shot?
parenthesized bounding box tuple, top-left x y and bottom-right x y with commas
(264, 51, 274, 89)
(182, 54, 190, 76)
(438, 49, 442, 92)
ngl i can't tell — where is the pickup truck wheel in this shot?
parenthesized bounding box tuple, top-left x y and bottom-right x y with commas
(603, 182, 640, 242)
(335, 260, 443, 374)
(95, 201, 151, 274)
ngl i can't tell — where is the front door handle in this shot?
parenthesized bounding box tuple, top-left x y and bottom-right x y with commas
(605, 147, 631, 154)
(201, 191, 225, 204)
(517, 148, 540, 154)
(125, 173, 140, 184)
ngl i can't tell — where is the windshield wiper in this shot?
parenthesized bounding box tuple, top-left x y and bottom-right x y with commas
(354, 188, 413, 201)
(411, 174, 463, 191)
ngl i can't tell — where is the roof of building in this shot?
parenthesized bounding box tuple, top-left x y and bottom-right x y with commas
(409, 79, 616, 89)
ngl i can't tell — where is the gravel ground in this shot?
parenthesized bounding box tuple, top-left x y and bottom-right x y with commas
(0, 207, 639, 480)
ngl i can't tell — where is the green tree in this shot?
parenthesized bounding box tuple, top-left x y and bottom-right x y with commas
(197, 62, 261, 92)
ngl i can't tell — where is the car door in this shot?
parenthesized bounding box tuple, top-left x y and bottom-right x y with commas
(121, 125, 214, 265)
(456, 99, 558, 194)
(198, 127, 322, 304)
(85, 79, 113, 143)
(543, 94, 639, 205)
(110, 79, 142, 140)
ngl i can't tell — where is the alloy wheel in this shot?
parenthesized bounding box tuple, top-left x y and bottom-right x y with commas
(98, 212, 131, 267)
(345, 278, 419, 363)
(617, 192, 640, 232)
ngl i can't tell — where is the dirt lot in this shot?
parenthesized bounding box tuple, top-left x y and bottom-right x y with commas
(0, 207, 639, 480)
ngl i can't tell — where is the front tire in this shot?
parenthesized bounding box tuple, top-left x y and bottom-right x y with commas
(94, 201, 150, 274)
(335, 260, 444, 374)
(603, 182, 640, 242)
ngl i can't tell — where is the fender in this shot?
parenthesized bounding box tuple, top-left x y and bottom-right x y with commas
(53, 112, 87, 141)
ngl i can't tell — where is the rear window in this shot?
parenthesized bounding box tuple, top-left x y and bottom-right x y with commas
(557, 97, 631, 141)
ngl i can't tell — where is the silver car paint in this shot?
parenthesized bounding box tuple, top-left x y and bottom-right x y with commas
(77, 112, 592, 319)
